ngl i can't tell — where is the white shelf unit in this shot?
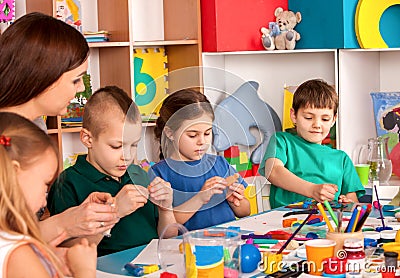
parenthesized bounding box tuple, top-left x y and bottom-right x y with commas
(339, 48, 400, 160)
(202, 49, 338, 154)
(203, 49, 400, 198)
(203, 49, 400, 161)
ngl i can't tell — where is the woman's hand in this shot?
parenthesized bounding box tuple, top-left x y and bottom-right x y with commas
(198, 177, 227, 205)
(60, 192, 119, 237)
(83, 192, 114, 205)
(115, 184, 149, 218)
(148, 177, 173, 210)
(67, 238, 97, 278)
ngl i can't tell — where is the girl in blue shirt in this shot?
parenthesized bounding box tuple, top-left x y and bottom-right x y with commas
(149, 89, 250, 230)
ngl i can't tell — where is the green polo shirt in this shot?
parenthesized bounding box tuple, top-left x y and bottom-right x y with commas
(47, 155, 158, 256)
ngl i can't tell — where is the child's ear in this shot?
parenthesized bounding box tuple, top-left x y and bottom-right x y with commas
(163, 126, 174, 141)
(289, 108, 297, 124)
(11, 160, 20, 173)
(80, 128, 93, 148)
(331, 114, 337, 127)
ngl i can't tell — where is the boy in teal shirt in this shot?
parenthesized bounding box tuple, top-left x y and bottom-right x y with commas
(47, 86, 176, 256)
(259, 79, 365, 208)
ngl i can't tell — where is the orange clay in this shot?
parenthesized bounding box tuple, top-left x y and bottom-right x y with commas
(204, 230, 226, 237)
(225, 173, 240, 186)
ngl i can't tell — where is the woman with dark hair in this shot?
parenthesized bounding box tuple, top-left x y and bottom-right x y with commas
(0, 13, 119, 251)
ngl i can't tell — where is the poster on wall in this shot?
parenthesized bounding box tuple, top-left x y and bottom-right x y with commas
(134, 47, 168, 119)
(371, 92, 400, 138)
(0, 0, 15, 23)
(55, 0, 82, 33)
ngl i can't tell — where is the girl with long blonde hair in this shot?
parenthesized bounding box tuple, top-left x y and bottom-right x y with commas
(0, 112, 96, 277)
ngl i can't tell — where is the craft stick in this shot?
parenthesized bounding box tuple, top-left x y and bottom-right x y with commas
(317, 202, 335, 232)
(277, 210, 316, 254)
(337, 204, 344, 233)
(241, 234, 272, 240)
(345, 206, 360, 233)
(253, 239, 279, 244)
(374, 184, 385, 228)
(351, 206, 362, 232)
(324, 200, 338, 227)
(358, 205, 367, 220)
(355, 204, 372, 232)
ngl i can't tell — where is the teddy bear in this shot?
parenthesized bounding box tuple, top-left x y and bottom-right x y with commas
(261, 7, 302, 50)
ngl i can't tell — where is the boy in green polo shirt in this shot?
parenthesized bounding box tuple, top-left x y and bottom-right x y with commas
(47, 86, 177, 256)
(259, 79, 365, 209)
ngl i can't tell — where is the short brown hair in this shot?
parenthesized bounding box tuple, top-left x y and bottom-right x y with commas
(292, 79, 338, 115)
(83, 86, 140, 138)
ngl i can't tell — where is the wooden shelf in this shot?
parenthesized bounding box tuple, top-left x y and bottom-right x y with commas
(202, 49, 337, 56)
(142, 122, 156, 127)
(61, 127, 82, 133)
(89, 42, 130, 48)
(47, 128, 58, 134)
(133, 39, 198, 47)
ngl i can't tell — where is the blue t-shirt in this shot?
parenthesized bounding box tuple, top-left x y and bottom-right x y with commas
(148, 154, 247, 230)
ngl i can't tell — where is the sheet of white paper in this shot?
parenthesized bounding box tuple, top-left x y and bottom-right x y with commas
(128, 238, 185, 278)
(218, 210, 296, 233)
(96, 270, 129, 278)
(131, 238, 183, 265)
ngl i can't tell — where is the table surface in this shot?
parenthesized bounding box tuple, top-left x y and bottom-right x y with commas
(96, 204, 397, 276)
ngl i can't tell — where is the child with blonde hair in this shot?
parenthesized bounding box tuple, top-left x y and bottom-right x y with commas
(0, 112, 97, 277)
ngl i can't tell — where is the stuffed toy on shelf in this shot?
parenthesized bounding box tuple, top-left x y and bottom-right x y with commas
(260, 7, 302, 50)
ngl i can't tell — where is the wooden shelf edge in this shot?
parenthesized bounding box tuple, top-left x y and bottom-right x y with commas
(47, 128, 58, 134)
(133, 39, 198, 47)
(61, 127, 82, 133)
(142, 122, 156, 127)
(59, 123, 155, 132)
(89, 42, 130, 48)
(202, 49, 337, 56)
(340, 47, 400, 52)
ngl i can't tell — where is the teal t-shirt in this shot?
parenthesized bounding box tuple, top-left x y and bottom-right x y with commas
(47, 155, 159, 256)
(259, 132, 365, 208)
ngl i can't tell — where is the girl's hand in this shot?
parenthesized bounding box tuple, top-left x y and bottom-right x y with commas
(67, 238, 97, 278)
(48, 231, 72, 276)
(311, 183, 338, 203)
(198, 176, 227, 204)
(148, 177, 173, 210)
(226, 183, 245, 207)
(115, 184, 149, 218)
